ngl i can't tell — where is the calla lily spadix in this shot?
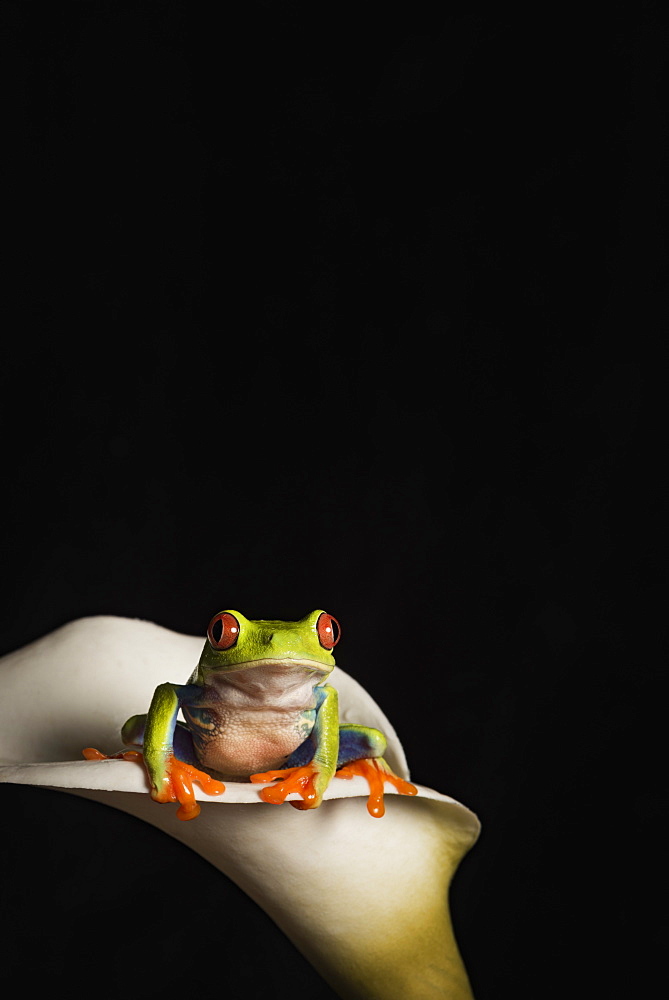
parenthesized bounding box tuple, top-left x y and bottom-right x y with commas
(0, 616, 481, 1000)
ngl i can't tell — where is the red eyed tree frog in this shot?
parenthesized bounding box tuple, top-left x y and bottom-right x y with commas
(84, 610, 416, 820)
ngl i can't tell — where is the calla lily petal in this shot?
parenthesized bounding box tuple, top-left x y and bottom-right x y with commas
(0, 617, 480, 1000)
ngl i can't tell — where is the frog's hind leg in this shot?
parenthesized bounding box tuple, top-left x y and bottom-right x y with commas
(337, 724, 386, 767)
(120, 715, 200, 766)
(335, 724, 417, 817)
(83, 717, 199, 768)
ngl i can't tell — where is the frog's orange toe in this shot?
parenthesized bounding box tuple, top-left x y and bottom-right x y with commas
(250, 764, 323, 809)
(175, 799, 201, 821)
(336, 758, 417, 818)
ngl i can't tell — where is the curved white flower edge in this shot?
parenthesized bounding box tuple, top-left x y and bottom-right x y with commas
(0, 616, 480, 1000)
(0, 756, 463, 808)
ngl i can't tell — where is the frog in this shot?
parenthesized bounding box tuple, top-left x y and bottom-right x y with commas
(83, 609, 416, 820)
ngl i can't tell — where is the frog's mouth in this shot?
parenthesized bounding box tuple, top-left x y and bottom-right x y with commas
(216, 657, 331, 674)
(211, 655, 329, 683)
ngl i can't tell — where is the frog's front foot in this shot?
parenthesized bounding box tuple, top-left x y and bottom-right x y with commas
(335, 758, 418, 818)
(250, 764, 330, 810)
(150, 755, 226, 820)
(82, 747, 225, 821)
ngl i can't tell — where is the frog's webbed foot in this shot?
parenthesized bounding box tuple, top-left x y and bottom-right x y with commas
(82, 747, 225, 821)
(249, 764, 329, 810)
(151, 755, 226, 820)
(335, 757, 417, 818)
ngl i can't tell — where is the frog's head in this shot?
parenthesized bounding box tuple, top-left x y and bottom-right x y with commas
(193, 609, 340, 682)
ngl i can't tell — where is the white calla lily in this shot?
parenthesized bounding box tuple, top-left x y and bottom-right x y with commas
(0, 616, 480, 1000)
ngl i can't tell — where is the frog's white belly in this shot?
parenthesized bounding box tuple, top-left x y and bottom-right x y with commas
(190, 706, 313, 779)
(183, 661, 323, 780)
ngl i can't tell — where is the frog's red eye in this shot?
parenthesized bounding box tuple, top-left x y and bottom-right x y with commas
(207, 612, 240, 650)
(316, 612, 340, 650)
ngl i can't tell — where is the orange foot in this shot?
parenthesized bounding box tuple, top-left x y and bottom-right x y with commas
(82, 747, 225, 821)
(249, 764, 327, 810)
(335, 758, 418, 817)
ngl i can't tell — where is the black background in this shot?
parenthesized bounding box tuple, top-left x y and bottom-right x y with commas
(1, 3, 665, 998)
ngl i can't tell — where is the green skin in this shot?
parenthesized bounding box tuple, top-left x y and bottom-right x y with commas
(122, 610, 389, 810)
